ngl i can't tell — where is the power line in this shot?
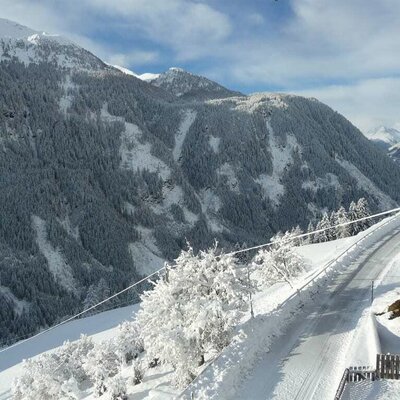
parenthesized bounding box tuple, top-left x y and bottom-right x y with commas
(0, 268, 164, 354)
(1, 206, 399, 354)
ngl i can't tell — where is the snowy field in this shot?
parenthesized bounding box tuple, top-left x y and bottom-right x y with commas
(1, 215, 400, 400)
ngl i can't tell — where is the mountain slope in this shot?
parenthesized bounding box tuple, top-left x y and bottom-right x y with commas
(1, 18, 400, 345)
(389, 143, 400, 164)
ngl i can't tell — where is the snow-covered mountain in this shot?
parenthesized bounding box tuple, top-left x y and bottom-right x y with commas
(365, 126, 400, 163)
(366, 126, 400, 149)
(1, 18, 400, 346)
(148, 67, 242, 99)
(0, 18, 106, 70)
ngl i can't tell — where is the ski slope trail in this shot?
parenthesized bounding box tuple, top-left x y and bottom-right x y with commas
(235, 229, 400, 400)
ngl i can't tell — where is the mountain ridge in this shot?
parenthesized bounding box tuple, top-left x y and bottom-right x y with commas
(1, 18, 400, 345)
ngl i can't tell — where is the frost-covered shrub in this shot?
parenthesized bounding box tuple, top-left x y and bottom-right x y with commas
(83, 339, 120, 396)
(102, 375, 128, 400)
(130, 359, 145, 385)
(252, 231, 305, 288)
(12, 334, 94, 400)
(113, 321, 144, 365)
(12, 321, 146, 399)
(137, 243, 249, 387)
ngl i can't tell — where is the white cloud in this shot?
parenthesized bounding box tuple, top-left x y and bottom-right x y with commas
(1, 0, 399, 130)
(295, 78, 400, 133)
(86, 0, 232, 60)
(107, 50, 159, 68)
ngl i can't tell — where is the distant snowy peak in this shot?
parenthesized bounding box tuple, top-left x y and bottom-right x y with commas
(366, 126, 400, 148)
(149, 67, 242, 100)
(0, 18, 105, 70)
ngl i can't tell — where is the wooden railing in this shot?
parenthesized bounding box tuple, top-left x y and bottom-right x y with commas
(336, 354, 400, 399)
(376, 353, 400, 379)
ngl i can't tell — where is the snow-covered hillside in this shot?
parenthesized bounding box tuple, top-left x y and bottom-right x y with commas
(2, 17, 400, 351)
(2, 214, 400, 400)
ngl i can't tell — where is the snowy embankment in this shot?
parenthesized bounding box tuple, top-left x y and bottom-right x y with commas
(180, 213, 400, 399)
(1, 214, 399, 400)
(343, 250, 400, 400)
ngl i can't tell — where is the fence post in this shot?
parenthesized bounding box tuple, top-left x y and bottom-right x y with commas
(378, 354, 380, 378)
(371, 280, 374, 304)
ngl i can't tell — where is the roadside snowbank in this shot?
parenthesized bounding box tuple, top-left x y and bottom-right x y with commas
(179, 214, 400, 399)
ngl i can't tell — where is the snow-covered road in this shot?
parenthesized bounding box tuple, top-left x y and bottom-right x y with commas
(234, 228, 400, 400)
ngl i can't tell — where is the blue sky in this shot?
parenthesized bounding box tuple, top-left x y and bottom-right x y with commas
(1, 0, 400, 132)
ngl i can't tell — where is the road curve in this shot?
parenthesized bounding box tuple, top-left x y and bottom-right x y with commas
(234, 228, 400, 400)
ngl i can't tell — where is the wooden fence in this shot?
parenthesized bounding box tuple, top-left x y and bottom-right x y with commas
(335, 354, 400, 399)
(347, 366, 376, 382)
(334, 368, 349, 400)
(376, 353, 400, 379)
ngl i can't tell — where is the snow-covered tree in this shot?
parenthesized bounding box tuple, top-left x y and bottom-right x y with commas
(12, 327, 143, 400)
(306, 221, 315, 244)
(332, 206, 350, 238)
(314, 213, 332, 243)
(355, 197, 371, 231)
(83, 340, 120, 396)
(348, 201, 358, 235)
(102, 374, 127, 400)
(12, 335, 94, 400)
(113, 321, 144, 366)
(137, 243, 249, 387)
(290, 225, 304, 246)
(347, 198, 371, 235)
(252, 231, 306, 288)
